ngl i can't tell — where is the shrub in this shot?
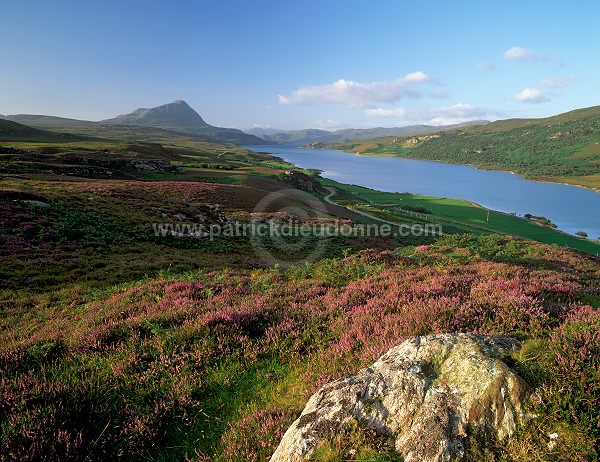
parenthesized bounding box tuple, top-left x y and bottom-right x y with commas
(219, 407, 298, 462)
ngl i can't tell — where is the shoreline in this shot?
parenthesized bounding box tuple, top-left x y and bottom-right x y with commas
(322, 178, 587, 242)
(247, 145, 600, 240)
(305, 145, 600, 195)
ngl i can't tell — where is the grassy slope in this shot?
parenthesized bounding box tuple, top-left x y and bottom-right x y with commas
(315, 105, 600, 191)
(4, 121, 599, 256)
(1, 236, 598, 461)
(0, 130, 431, 295)
(0, 119, 85, 142)
(1, 126, 599, 462)
(1, 114, 96, 128)
(322, 179, 600, 255)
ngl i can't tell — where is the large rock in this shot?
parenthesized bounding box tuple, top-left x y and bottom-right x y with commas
(280, 170, 324, 193)
(270, 334, 530, 462)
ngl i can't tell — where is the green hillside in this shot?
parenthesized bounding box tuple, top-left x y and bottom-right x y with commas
(321, 179, 600, 255)
(0, 119, 83, 142)
(315, 105, 600, 191)
(1, 114, 95, 128)
(1, 113, 598, 462)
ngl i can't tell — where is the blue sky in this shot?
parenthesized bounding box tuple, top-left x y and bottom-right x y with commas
(1, 0, 599, 130)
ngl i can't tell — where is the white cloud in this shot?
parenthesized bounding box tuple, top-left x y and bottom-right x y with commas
(513, 88, 550, 103)
(363, 103, 503, 126)
(503, 46, 544, 63)
(278, 72, 432, 107)
(365, 107, 407, 118)
(477, 61, 496, 71)
(539, 76, 575, 88)
(422, 103, 500, 125)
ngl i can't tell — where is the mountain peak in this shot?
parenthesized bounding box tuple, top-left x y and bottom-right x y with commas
(164, 99, 193, 109)
(100, 101, 270, 145)
(103, 100, 208, 128)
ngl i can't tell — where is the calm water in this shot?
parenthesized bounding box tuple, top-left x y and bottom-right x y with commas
(249, 145, 600, 238)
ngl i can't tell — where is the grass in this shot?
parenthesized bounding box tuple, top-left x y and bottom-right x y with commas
(154, 357, 294, 460)
(1, 125, 599, 462)
(0, 135, 436, 302)
(1, 236, 598, 461)
(321, 178, 600, 255)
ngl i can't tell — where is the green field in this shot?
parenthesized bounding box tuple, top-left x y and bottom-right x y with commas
(321, 178, 600, 255)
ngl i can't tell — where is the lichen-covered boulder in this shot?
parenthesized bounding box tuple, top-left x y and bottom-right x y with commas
(270, 334, 530, 462)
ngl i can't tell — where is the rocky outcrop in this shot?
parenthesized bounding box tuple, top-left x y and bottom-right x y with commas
(270, 334, 530, 462)
(280, 170, 324, 193)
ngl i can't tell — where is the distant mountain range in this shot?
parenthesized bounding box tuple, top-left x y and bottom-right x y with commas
(1, 101, 268, 146)
(244, 120, 489, 145)
(244, 127, 289, 137)
(1, 102, 490, 147)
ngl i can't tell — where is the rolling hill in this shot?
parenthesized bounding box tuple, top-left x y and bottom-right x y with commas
(247, 128, 334, 144)
(243, 127, 288, 137)
(245, 120, 488, 145)
(0, 119, 83, 142)
(1, 114, 95, 129)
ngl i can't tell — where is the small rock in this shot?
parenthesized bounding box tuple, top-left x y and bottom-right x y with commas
(19, 199, 50, 208)
(408, 364, 422, 374)
(548, 433, 559, 450)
